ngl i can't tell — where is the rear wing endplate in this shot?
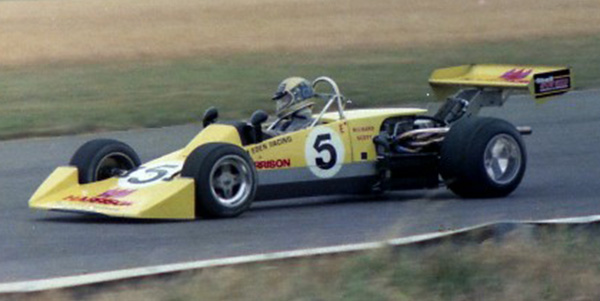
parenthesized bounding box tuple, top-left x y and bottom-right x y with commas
(429, 64, 572, 101)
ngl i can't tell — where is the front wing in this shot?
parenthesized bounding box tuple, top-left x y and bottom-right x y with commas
(29, 167, 196, 219)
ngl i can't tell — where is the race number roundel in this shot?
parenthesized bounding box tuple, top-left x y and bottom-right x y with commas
(117, 161, 183, 188)
(305, 127, 345, 178)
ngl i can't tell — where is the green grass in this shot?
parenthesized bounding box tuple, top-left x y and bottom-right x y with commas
(1, 34, 599, 139)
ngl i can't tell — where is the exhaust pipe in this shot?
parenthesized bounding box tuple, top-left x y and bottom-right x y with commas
(517, 126, 533, 135)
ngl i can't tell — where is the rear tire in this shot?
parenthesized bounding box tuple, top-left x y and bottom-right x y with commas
(181, 143, 257, 218)
(440, 117, 526, 198)
(70, 139, 141, 184)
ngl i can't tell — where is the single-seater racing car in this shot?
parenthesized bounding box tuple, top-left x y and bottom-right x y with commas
(29, 64, 572, 219)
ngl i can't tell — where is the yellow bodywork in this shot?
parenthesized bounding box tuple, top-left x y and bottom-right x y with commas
(29, 108, 424, 219)
(29, 124, 246, 219)
(324, 108, 426, 162)
(429, 64, 572, 100)
(32, 64, 570, 219)
(30, 167, 195, 219)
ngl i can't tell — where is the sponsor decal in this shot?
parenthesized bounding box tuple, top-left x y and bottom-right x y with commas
(532, 69, 571, 98)
(250, 136, 292, 154)
(500, 68, 532, 83)
(535, 76, 554, 84)
(268, 136, 292, 147)
(356, 134, 373, 141)
(352, 126, 375, 133)
(305, 127, 345, 178)
(535, 76, 570, 92)
(537, 77, 565, 92)
(250, 143, 268, 154)
(63, 189, 136, 207)
(255, 159, 291, 169)
(352, 126, 374, 141)
(63, 195, 133, 207)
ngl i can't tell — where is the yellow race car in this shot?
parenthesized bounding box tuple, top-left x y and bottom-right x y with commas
(29, 64, 572, 219)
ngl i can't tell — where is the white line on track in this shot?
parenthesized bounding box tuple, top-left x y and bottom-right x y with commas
(2, 215, 600, 294)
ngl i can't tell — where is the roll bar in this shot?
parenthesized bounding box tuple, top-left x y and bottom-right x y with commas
(310, 76, 346, 127)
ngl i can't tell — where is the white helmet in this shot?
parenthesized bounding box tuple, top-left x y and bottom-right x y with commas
(272, 77, 315, 118)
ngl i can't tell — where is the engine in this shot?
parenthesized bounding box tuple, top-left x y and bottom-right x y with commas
(374, 116, 448, 156)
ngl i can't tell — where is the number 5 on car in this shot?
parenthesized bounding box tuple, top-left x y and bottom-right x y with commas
(29, 66, 572, 219)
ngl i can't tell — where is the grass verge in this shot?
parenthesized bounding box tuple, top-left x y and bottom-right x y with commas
(10, 227, 600, 301)
(1, 34, 599, 140)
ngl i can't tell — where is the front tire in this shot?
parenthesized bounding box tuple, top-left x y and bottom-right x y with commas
(70, 139, 141, 184)
(181, 143, 257, 218)
(440, 117, 527, 198)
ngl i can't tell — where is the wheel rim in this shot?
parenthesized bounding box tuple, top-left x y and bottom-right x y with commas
(209, 155, 253, 208)
(94, 152, 137, 181)
(483, 134, 522, 185)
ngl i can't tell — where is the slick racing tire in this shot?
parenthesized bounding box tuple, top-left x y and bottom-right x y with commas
(181, 143, 257, 218)
(70, 139, 141, 184)
(439, 117, 526, 198)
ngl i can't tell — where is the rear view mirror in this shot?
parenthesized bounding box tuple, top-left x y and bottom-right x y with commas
(250, 110, 268, 127)
(202, 107, 219, 128)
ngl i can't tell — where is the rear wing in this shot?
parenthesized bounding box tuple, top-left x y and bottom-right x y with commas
(429, 64, 572, 101)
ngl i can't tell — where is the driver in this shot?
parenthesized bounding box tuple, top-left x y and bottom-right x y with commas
(268, 77, 316, 135)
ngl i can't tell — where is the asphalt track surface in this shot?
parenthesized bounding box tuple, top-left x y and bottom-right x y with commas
(1, 90, 598, 283)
